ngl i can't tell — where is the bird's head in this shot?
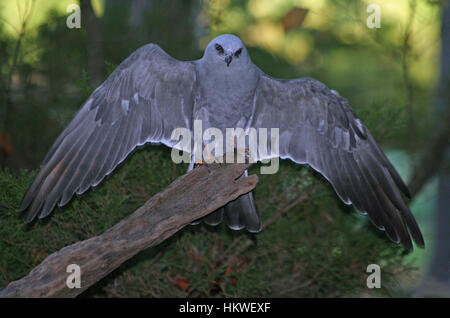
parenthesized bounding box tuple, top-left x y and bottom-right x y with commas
(203, 34, 249, 68)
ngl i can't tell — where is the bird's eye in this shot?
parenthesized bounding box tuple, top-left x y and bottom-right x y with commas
(234, 48, 242, 57)
(215, 44, 224, 54)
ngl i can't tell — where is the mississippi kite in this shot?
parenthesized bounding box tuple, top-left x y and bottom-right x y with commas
(19, 34, 424, 251)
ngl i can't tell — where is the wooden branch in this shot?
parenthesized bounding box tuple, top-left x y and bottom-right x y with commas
(0, 161, 257, 297)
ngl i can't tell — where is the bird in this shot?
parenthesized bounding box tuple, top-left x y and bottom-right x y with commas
(19, 34, 424, 251)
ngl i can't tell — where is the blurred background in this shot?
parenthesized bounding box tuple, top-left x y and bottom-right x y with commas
(0, 0, 448, 297)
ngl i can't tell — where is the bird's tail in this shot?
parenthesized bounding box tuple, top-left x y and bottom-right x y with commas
(191, 169, 262, 233)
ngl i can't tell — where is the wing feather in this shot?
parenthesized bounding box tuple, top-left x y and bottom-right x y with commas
(20, 44, 197, 221)
(252, 74, 424, 250)
(59, 124, 113, 206)
(41, 126, 104, 218)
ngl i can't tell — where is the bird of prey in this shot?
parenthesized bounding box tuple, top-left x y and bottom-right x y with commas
(19, 34, 424, 251)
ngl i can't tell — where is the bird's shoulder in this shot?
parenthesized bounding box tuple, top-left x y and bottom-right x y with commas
(116, 43, 197, 77)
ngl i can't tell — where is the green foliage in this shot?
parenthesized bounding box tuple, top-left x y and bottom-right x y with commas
(76, 69, 94, 100)
(0, 150, 417, 297)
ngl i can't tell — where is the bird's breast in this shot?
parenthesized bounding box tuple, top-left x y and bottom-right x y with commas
(194, 88, 255, 132)
(193, 61, 260, 131)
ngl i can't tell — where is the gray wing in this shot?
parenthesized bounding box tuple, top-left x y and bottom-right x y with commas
(19, 44, 196, 222)
(251, 74, 424, 250)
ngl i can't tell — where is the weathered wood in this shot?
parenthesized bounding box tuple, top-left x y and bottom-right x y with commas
(0, 161, 257, 297)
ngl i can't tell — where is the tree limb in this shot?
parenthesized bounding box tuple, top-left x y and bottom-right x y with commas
(0, 161, 257, 297)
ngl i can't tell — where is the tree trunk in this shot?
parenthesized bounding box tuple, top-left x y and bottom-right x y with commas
(414, 1, 450, 298)
(80, 0, 105, 87)
(408, 107, 450, 197)
(0, 161, 257, 297)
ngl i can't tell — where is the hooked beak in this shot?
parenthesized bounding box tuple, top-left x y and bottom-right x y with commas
(225, 54, 232, 67)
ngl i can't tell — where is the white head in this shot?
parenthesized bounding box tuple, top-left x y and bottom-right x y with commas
(202, 34, 250, 68)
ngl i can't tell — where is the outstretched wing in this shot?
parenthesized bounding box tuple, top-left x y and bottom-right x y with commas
(251, 74, 424, 250)
(20, 44, 197, 222)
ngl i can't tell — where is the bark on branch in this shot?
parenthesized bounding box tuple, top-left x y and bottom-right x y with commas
(0, 161, 257, 297)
